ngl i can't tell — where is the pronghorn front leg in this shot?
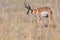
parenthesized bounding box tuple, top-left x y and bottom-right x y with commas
(36, 15, 42, 27)
(36, 12, 42, 27)
(36, 16, 40, 24)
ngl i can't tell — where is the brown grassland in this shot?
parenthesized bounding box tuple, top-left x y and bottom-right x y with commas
(0, 0, 60, 40)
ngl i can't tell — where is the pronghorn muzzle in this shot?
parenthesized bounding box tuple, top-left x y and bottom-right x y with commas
(27, 10, 30, 15)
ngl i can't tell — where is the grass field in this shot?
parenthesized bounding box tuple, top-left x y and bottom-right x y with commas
(0, 0, 60, 40)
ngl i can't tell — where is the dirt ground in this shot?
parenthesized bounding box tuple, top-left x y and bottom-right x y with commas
(0, 0, 60, 40)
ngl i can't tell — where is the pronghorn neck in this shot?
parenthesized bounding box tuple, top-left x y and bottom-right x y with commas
(32, 9, 37, 15)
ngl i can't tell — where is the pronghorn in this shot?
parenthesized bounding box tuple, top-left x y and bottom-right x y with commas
(24, 3, 52, 27)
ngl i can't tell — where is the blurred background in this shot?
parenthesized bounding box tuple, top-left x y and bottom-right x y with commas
(0, 0, 60, 40)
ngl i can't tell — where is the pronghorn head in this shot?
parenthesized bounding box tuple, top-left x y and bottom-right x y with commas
(24, 3, 33, 15)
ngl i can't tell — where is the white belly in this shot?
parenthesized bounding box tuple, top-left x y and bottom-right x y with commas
(40, 11, 48, 17)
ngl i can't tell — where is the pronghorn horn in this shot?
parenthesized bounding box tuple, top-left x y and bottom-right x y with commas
(27, 3, 31, 9)
(24, 3, 29, 9)
(24, 3, 31, 9)
(27, 3, 30, 7)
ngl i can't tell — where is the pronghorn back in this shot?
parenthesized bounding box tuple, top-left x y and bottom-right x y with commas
(32, 7, 52, 16)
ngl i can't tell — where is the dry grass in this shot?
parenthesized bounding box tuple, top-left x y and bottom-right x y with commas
(0, 0, 60, 40)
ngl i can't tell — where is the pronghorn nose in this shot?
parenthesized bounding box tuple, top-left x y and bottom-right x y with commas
(27, 12, 30, 15)
(27, 10, 30, 15)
